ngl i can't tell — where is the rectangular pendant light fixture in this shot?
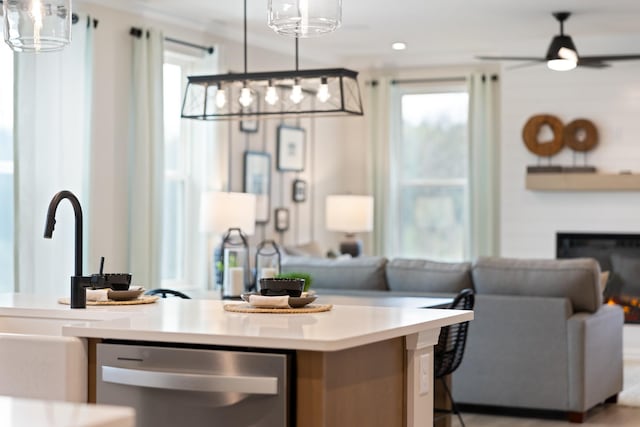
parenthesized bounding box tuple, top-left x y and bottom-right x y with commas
(181, 67, 363, 120)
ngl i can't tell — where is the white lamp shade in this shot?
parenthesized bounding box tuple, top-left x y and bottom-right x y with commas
(199, 192, 256, 236)
(325, 195, 374, 233)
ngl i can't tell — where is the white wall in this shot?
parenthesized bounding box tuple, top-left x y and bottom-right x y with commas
(500, 62, 640, 258)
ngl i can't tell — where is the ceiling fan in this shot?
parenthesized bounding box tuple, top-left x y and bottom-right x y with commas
(477, 12, 640, 71)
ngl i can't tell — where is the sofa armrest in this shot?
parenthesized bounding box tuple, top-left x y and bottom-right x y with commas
(567, 304, 624, 412)
(453, 294, 573, 410)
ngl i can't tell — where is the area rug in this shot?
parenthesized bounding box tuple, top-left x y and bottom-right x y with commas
(619, 359, 640, 407)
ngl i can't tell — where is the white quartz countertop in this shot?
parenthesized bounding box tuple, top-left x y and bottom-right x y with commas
(0, 395, 135, 427)
(0, 293, 473, 352)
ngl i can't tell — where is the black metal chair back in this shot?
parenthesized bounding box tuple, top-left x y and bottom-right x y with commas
(144, 289, 191, 299)
(434, 288, 474, 378)
(433, 288, 474, 427)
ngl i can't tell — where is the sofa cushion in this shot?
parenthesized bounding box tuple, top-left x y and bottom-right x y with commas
(281, 256, 388, 291)
(472, 257, 602, 313)
(386, 259, 472, 294)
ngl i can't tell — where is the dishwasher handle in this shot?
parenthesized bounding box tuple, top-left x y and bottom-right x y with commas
(101, 366, 278, 395)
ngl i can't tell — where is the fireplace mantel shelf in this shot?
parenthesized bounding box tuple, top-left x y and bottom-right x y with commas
(526, 172, 640, 191)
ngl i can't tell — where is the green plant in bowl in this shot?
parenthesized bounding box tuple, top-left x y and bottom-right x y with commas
(276, 272, 313, 292)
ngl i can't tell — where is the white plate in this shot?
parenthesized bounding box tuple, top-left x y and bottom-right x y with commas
(240, 293, 317, 308)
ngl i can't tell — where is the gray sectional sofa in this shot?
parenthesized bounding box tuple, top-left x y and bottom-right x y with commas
(281, 255, 624, 422)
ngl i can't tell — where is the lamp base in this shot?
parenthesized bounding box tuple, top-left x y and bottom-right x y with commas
(339, 239, 362, 257)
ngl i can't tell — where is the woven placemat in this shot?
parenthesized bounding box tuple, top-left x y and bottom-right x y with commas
(58, 295, 160, 306)
(224, 303, 333, 314)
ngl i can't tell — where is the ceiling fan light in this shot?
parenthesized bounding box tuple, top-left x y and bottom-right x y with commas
(547, 58, 577, 71)
(546, 34, 578, 71)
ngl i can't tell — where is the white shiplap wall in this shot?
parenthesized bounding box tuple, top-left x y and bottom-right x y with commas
(500, 62, 640, 257)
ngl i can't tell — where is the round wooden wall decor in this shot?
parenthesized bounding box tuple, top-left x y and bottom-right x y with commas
(563, 119, 598, 152)
(522, 114, 564, 156)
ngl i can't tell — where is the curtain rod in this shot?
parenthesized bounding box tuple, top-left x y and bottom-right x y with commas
(391, 76, 467, 85)
(129, 27, 214, 54)
(367, 74, 499, 86)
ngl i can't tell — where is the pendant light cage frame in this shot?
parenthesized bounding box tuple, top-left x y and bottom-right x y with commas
(181, 67, 363, 120)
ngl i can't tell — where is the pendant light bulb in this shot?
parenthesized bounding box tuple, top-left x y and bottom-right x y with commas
(215, 86, 227, 109)
(290, 81, 304, 104)
(265, 83, 279, 106)
(317, 78, 330, 103)
(239, 86, 253, 107)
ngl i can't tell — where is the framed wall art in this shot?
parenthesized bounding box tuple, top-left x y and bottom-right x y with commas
(243, 151, 271, 223)
(239, 100, 259, 133)
(276, 125, 306, 172)
(274, 208, 290, 232)
(292, 179, 307, 203)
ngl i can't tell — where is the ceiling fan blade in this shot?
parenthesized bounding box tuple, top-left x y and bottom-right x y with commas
(476, 55, 545, 62)
(577, 61, 610, 69)
(506, 61, 545, 70)
(580, 54, 640, 63)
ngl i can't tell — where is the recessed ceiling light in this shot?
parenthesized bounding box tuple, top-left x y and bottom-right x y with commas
(391, 42, 407, 51)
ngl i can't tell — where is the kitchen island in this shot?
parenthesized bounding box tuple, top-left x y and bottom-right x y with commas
(0, 294, 472, 427)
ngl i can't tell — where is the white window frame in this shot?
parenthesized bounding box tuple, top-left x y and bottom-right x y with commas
(161, 51, 203, 289)
(388, 82, 471, 261)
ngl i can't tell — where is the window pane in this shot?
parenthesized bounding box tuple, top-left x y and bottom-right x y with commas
(394, 88, 469, 261)
(161, 60, 186, 283)
(398, 185, 466, 261)
(161, 179, 183, 280)
(400, 92, 468, 180)
(0, 40, 14, 292)
(163, 63, 182, 173)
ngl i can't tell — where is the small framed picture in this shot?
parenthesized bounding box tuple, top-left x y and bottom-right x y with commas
(274, 208, 290, 232)
(277, 125, 305, 172)
(239, 98, 259, 133)
(243, 151, 271, 223)
(292, 179, 307, 203)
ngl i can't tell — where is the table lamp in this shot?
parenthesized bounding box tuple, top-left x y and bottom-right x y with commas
(199, 191, 256, 293)
(325, 194, 374, 257)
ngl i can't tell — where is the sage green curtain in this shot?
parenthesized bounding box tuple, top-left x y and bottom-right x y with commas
(467, 73, 500, 258)
(14, 14, 95, 294)
(129, 29, 164, 288)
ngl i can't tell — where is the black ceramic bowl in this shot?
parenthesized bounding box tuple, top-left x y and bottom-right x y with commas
(260, 278, 304, 297)
(105, 273, 132, 291)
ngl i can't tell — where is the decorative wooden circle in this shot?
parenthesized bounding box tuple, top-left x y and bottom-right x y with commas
(522, 114, 564, 157)
(564, 119, 598, 152)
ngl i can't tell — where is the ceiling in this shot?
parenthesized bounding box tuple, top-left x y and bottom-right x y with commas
(84, 0, 640, 70)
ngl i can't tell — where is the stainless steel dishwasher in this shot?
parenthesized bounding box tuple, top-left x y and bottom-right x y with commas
(96, 342, 292, 427)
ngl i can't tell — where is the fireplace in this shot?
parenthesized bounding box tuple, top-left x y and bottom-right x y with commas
(557, 232, 640, 323)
